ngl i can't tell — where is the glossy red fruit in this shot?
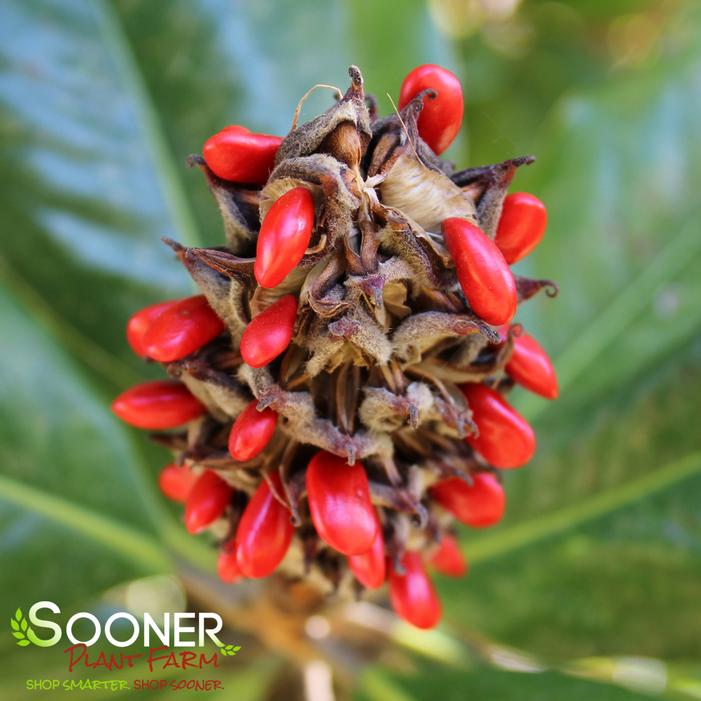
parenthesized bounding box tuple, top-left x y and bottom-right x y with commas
(184, 470, 233, 534)
(254, 187, 315, 289)
(429, 534, 468, 577)
(430, 473, 505, 528)
(240, 295, 298, 368)
(506, 331, 558, 399)
(228, 402, 278, 461)
(143, 295, 225, 362)
(389, 551, 442, 629)
(203, 126, 282, 184)
(347, 513, 386, 589)
(158, 463, 197, 502)
(398, 64, 464, 155)
(126, 300, 178, 357)
(111, 381, 205, 429)
(217, 541, 242, 583)
(495, 192, 548, 264)
(461, 384, 536, 468)
(442, 218, 517, 326)
(306, 452, 378, 556)
(236, 473, 294, 578)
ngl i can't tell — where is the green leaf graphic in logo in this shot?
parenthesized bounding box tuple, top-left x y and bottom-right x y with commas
(215, 640, 241, 657)
(10, 609, 32, 647)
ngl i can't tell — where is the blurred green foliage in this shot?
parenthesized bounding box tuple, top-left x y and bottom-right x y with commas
(1, 0, 700, 699)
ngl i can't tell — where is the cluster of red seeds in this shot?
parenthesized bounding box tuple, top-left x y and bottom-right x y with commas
(112, 65, 556, 630)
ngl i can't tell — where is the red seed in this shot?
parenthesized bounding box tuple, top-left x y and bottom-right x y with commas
(203, 126, 282, 184)
(184, 470, 232, 534)
(236, 473, 294, 578)
(143, 295, 225, 362)
(495, 192, 548, 264)
(306, 451, 378, 556)
(431, 473, 505, 528)
(347, 512, 386, 589)
(254, 187, 315, 289)
(217, 541, 242, 583)
(429, 534, 468, 577)
(506, 331, 558, 399)
(389, 551, 442, 629)
(398, 64, 464, 155)
(240, 295, 297, 368)
(228, 402, 278, 461)
(158, 463, 197, 502)
(111, 381, 205, 429)
(442, 218, 517, 326)
(126, 300, 178, 357)
(461, 384, 536, 468)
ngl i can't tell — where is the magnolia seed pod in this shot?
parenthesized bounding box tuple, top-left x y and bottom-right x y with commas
(115, 65, 558, 628)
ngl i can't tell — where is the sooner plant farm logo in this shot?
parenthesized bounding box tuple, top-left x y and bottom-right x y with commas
(10, 602, 240, 693)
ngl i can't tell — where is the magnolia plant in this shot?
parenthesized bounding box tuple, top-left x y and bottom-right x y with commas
(112, 64, 557, 632)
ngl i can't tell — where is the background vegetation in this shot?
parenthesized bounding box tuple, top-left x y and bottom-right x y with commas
(1, 0, 700, 698)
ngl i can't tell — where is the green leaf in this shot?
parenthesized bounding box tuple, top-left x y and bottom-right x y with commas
(356, 665, 653, 701)
(0, 287, 171, 606)
(16, 640, 30, 648)
(0, 0, 217, 614)
(0, 1, 195, 385)
(9, 619, 18, 632)
(11, 632, 24, 640)
(439, 2, 701, 663)
(219, 642, 242, 657)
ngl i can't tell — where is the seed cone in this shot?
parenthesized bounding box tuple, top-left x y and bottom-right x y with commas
(115, 65, 558, 630)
